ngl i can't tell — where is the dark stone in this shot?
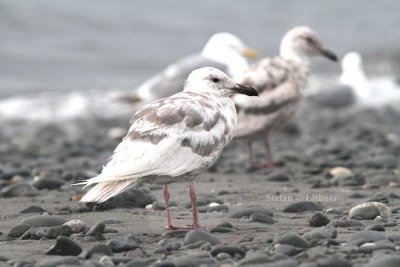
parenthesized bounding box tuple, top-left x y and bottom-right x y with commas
(2, 183, 39, 198)
(183, 229, 220, 246)
(210, 245, 246, 257)
(198, 205, 229, 213)
(229, 207, 273, 218)
(249, 213, 274, 224)
(33, 177, 64, 190)
(283, 201, 324, 213)
(329, 219, 365, 227)
(210, 227, 233, 233)
(19, 205, 45, 214)
(7, 224, 31, 238)
(19, 215, 68, 227)
(274, 232, 309, 248)
(317, 255, 352, 267)
(309, 212, 330, 227)
(85, 222, 105, 236)
(94, 188, 155, 210)
(46, 236, 82, 256)
(365, 224, 385, 232)
(216, 222, 233, 228)
(107, 234, 141, 253)
(161, 230, 188, 239)
(12, 260, 34, 267)
(265, 171, 290, 182)
(46, 225, 73, 239)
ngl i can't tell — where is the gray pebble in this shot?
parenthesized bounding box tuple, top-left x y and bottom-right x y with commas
(198, 204, 229, 213)
(216, 222, 233, 228)
(19, 205, 45, 214)
(358, 240, 395, 253)
(274, 244, 304, 256)
(210, 227, 233, 233)
(303, 226, 337, 241)
(309, 212, 330, 227)
(88, 244, 113, 256)
(46, 236, 82, 256)
(36, 256, 80, 267)
(249, 213, 274, 224)
(183, 229, 220, 246)
(283, 201, 324, 213)
(12, 260, 34, 267)
(94, 188, 155, 210)
(7, 224, 31, 238)
(365, 224, 385, 231)
(316, 255, 351, 267)
(329, 219, 365, 227)
(2, 183, 39, 198)
(210, 245, 246, 257)
(265, 171, 290, 182)
(85, 222, 105, 236)
(107, 234, 141, 252)
(19, 215, 68, 227)
(364, 256, 400, 267)
(33, 177, 64, 190)
(349, 230, 387, 245)
(229, 207, 273, 218)
(274, 232, 310, 248)
(161, 230, 188, 239)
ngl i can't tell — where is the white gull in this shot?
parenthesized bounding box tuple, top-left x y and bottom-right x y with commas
(78, 67, 258, 229)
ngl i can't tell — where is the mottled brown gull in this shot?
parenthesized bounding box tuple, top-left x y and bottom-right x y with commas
(134, 32, 257, 102)
(78, 67, 258, 229)
(233, 26, 337, 167)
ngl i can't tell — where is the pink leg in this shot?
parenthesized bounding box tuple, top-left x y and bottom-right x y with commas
(163, 184, 195, 230)
(263, 133, 274, 168)
(189, 181, 201, 229)
(247, 141, 255, 166)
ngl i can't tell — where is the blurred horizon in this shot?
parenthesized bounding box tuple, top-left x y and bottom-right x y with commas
(0, 0, 399, 98)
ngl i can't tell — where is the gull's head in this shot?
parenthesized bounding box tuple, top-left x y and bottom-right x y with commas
(202, 32, 258, 63)
(184, 67, 258, 97)
(280, 26, 337, 62)
(341, 52, 363, 74)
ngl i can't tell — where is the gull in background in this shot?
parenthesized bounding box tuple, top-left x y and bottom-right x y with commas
(123, 32, 257, 103)
(233, 26, 337, 167)
(78, 67, 258, 229)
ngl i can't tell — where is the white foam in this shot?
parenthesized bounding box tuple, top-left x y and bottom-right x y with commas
(0, 89, 136, 122)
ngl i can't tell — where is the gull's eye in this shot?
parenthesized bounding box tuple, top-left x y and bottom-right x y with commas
(211, 77, 220, 83)
(305, 37, 314, 44)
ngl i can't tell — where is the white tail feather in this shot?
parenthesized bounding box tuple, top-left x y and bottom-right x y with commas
(79, 179, 140, 203)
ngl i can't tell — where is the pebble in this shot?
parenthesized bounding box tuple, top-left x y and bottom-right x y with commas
(85, 222, 105, 236)
(107, 234, 141, 252)
(365, 224, 385, 231)
(274, 244, 304, 256)
(19, 215, 68, 227)
(32, 177, 64, 190)
(309, 212, 330, 227)
(7, 224, 31, 238)
(359, 240, 395, 253)
(198, 204, 229, 213)
(229, 207, 273, 218)
(161, 230, 188, 239)
(249, 213, 274, 224)
(364, 256, 400, 267)
(0, 170, 30, 181)
(45, 225, 73, 239)
(210, 245, 246, 258)
(329, 219, 365, 227)
(265, 171, 290, 182)
(183, 229, 220, 246)
(349, 202, 391, 220)
(87, 244, 114, 256)
(283, 201, 323, 213)
(2, 183, 39, 198)
(12, 260, 34, 267)
(274, 232, 310, 248)
(46, 236, 82, 256)
(19, 205, 45, 214)
(35, 256, 80, 267)
(216, 222, 233, 228)
(210, 227, 233, 233)
(349, 230, 387, 245)
(302, 226, 337, 241)
(63, 220, 85, 233)
(94, 188, 155, 210)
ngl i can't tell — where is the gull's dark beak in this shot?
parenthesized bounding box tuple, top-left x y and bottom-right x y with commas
(230, 83, 259, 96)
(320, 49, 338, 62)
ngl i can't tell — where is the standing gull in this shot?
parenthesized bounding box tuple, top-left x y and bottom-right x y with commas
(133, 32, 257, 102)
(233, 26, 337, 167)
(78, 67, 258, 229)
